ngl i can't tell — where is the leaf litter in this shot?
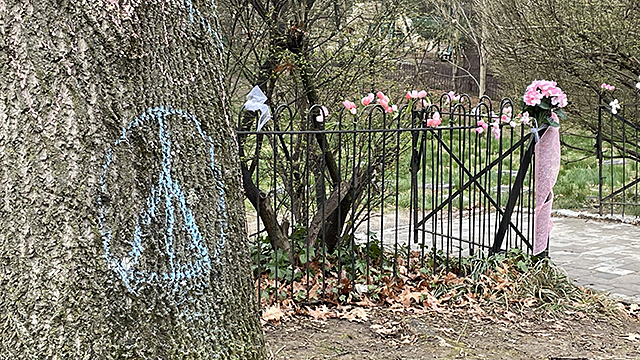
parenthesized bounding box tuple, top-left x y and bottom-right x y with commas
(259, 248, 638, 326)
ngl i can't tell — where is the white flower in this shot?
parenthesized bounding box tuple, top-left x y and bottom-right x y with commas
(316, 106, 329, 122)
(636, 82, 640, 90)
(610, 99, 620, 114)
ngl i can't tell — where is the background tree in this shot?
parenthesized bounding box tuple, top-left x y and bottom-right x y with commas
(220, 0, 428, 255)
(0, 0, 265, 358)
(481, 0, 640, 123)
(428, 0, 490, 97)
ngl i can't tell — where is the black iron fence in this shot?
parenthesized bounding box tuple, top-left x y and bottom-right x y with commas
(597, 92, 640, 217)
(237, 94, 539, 306)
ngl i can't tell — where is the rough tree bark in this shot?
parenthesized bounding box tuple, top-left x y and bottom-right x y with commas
(0, 0, 265, 358)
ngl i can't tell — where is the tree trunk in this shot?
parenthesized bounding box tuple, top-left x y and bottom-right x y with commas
(0, 1, 265, 359)
(478, 0, 488, 98)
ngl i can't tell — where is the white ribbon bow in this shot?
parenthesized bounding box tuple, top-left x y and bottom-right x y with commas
(243, 86, 272, 131)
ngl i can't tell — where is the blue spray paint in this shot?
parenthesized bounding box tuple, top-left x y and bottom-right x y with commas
(98, 106, 228, 294)
(184, 0, 224, 48)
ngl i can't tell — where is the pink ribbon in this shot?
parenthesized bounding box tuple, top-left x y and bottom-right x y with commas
(534, 126, 561, 255)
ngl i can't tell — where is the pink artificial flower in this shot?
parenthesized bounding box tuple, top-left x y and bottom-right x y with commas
(361, 93, 374, 106)
(523, 89, 543, 106)
(406, 91, 413, 100)
(417, 90, 427, 98)
(385, 106, 393, 113)
(491, 123, 501, 140)
(538, 80, 559, 97)
(446, 91, 461, 103)
(343, 100, 357, 114)
(518, 111, 531, 125)
(316, 106, 329, 122)
(391, 104, 398, 112)
(509, 121, 518, 128)
(378, 98, 389, 108)
(601, 83, 615, 91)
(406, 90, 419, 99)
(376, 91, 390, 103)
(551, 92, 568, 108)
(526, 80, 542, 92)
(427, 112, 442, 127)
(476, 119, 489, 134)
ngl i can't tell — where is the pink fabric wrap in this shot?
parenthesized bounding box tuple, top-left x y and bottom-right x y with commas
(534, 126, 561, 255)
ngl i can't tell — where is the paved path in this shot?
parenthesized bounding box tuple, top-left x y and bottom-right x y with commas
(550, 212, 640, 304)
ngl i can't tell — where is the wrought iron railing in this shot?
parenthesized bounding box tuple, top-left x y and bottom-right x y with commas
(237, 94, 539, 306)
(597, 92, 640, 217)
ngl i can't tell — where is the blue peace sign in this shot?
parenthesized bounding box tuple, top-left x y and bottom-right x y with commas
(98, 106, 228, 293)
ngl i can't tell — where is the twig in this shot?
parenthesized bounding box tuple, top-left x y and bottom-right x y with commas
(456, 321, 468, 343)
(563, 155, 594, 165)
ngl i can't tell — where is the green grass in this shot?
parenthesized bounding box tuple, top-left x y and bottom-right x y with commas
(555, 130, 640, 213)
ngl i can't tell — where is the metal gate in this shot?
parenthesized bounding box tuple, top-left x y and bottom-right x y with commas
(409, 96, 538, 272)
(597, 92, 640, 217)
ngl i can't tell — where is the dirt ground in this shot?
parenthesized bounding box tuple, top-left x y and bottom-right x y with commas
(264, 307, 640, 359)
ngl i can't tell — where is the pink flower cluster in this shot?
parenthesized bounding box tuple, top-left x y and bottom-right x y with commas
(475, 106, 518, 139)
(476, 119, 489, 134)
(343, 100, 357, 114)
(427, 112, 441, 127)
(405, 90, 427, 100)
(517, 111, 531, 125)
(445, 91, 461, 104)
(345, 91, 398, 115)
(375, 91, 397, 113)
(601, 83, 615, 91)
(523, 80, 567, 108)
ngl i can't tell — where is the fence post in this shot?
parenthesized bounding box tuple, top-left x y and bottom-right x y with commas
(410, 110, 422, 248)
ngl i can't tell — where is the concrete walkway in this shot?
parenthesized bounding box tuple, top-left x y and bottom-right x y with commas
(549, 212, 640, 304)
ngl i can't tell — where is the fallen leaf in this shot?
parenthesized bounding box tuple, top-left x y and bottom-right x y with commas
(262, 305, 285, 324)
(370, 324, 396, 335)
(339, 277, 352, 294)
(398, 288, 422, 307)
(623, 333, 640, 341)
(354, 296, 374, 308)
(342, 307, 369, 322)
(307, 305, 336, 321)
